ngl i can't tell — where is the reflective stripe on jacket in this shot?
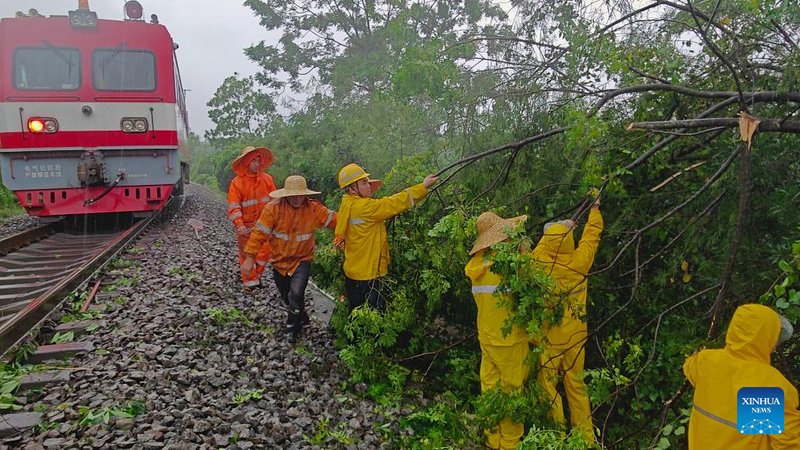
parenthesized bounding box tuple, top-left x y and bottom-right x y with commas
(244, 198, 337, 276)
(227, 172, 277, 228)
(335, 183, 427, 280)
(465, 250, 529, 347)
(531, 208, 603, 349)
(684, 304, 800, 449)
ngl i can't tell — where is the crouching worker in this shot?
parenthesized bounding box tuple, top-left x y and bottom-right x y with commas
(243, 175, 337, 343)
(466, 212, 531, 450)
(228, 146, 277, 289)
(684, 304, 800, 449)
(532, 196, 602, 445)
(334, 163, 437, 312)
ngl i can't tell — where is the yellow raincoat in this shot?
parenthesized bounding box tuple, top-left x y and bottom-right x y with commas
(531, 208, 603, 443)
(466, 250, 530, 450)
(684, 304, 800, 449)
(335, 183, 427, 280)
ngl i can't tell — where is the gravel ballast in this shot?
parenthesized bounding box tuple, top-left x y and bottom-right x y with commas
(4, 184, 398, 449)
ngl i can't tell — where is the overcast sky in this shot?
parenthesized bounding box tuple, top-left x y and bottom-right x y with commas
(1, 0, 279, 135)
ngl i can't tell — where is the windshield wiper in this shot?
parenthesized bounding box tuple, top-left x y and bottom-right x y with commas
(101, 42, 126, 69)
(41, 40, 75, 69)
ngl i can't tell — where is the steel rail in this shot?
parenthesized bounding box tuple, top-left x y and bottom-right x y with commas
(0, 225, 57, 256)
(0, 198, 175, 355)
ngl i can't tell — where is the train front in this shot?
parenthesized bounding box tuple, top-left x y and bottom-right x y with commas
(0, 1, 188, 219)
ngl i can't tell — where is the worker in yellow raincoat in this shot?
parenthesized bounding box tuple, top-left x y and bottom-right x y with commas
(466, 212, 530, 450)
(334, 163, 437, 312)
(531, 196, 602, 445)
(684, 304, 800, 449)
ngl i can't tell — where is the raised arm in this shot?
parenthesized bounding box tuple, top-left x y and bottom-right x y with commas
(358, 175, 438, 222)
(571, 207, 603, 274)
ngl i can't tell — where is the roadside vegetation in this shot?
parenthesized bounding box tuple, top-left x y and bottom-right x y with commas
(193, 1, 800, 447)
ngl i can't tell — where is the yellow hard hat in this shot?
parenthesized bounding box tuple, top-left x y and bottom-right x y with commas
(337, 163, 369, 189)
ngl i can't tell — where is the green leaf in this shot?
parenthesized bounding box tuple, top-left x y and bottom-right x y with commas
(779, 260, 793, 273)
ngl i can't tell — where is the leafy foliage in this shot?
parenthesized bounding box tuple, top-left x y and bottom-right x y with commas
(205, 73, 279, 142)
(77, 400, 145, 427)
(197, 0, 800, 446)
(204, 307, 253, 327)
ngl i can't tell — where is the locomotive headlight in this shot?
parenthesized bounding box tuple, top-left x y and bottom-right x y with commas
(28, 117, 58, 133)
(28, 120, 44, 133)
(68, 9, 98, 28)
(121, 117, 148, 133)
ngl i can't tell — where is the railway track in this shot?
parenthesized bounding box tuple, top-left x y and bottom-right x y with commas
(0, 199, 175, 356)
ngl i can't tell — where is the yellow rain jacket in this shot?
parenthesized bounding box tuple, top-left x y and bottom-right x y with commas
(466, 250, 529, 450)
(465, 250, 529, 347)
(335, 183, 427, 280)
(531, 208, 603, 348)
(684, 304, 800, 449)
(531, 208, 602, 444)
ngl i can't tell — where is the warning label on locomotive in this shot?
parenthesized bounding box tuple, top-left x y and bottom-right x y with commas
(24, 165, 62, 179)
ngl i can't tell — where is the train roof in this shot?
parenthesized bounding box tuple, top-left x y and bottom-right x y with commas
(0, 16, 173, 49)
(0, 15, 179, 103)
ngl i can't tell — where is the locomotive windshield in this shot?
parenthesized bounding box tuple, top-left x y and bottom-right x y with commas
(13, 46, 81, 91)
(92, 48, 156, 91)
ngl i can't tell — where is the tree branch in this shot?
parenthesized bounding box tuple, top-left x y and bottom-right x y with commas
(628, 117, 800, 133)
(591, 85, 800, 117)
(706, 142, 752, 339)
(433, 126, 573, 178)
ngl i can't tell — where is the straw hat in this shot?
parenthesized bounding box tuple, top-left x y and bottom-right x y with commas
(231, 146, 274, 175)
(469, 212, 528, 255)
(270, 175, 321, 198)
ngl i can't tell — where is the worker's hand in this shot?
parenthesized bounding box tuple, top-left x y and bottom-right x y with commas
(236, 225, 249, 237)
(564, 219, 577, 230)
(242, 255, 256, 275)
(591, 193, 601, 210)
(423, 174, 439, 188)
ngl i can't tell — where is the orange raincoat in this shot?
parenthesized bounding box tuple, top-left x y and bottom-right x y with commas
(227, 153, 276, 286)
(244, 198, 337, 276)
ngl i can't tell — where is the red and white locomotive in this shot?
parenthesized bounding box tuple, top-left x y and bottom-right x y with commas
(0, 1, 189, 219)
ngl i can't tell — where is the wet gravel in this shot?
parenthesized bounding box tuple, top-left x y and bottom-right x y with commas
(0, 214, 40, 239)
(4, 184, 399, 449)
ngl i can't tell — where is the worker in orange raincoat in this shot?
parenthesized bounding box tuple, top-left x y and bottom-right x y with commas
(334, 163, 437, 312)
(684, 304, 800, 449)
(227, 146, 276, 288)
(466, 212, 530, 450)
(531, 195, 602, 445)
(242, 175, 337, 343)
